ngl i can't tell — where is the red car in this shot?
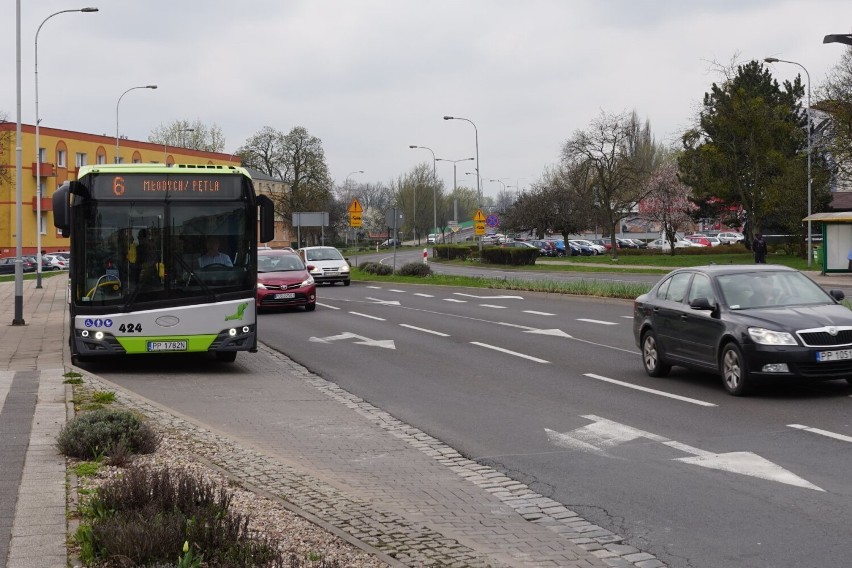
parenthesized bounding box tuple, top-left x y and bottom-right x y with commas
(256, 250, 316, 312)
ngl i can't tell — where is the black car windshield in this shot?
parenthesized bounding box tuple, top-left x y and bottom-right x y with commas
(305, 248, 343, 261)
(717, 271, 831, 309)
(258, 254, 305, 273)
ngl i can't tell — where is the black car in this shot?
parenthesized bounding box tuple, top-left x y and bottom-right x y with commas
(0, 257, 36, 274)
(633, 264, 852, 395)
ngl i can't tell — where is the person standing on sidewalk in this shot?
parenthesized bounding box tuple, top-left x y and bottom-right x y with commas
(752, 233, 767, 263)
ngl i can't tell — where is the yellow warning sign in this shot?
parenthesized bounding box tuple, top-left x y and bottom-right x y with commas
(475, 221, 486, 235)
(473, 209, 486, 222)
(349, 213, 362, 228)
(348, 198, 363, 214)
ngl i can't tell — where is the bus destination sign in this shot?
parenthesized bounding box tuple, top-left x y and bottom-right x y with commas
(92, 174, 243, 200)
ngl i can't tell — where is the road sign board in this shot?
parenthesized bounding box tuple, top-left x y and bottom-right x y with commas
(475, 221, 486, 235)
(486, 213, 499, 228)
(348, 198, 363, 213)
(473, 209, 486, 222)
(349, 213, 362, 227)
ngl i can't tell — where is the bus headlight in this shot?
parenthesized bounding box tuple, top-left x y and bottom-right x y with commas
(94, 331, 105, 340)
(229, 328, 237, 337)
(242, 326, 250, 333)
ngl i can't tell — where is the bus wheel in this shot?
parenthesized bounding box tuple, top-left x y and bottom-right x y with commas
(215, 351, 237, 363)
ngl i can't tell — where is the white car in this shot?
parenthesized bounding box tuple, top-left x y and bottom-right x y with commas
(569, 239, 605, 255)
(717, 231, 745, 245)
(647, 239, 694, 250)
(297, 246, 351, 286)
(43, 254, 68, 270)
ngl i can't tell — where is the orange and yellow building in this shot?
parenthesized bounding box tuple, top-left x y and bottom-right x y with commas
(0, 122, 293, 255)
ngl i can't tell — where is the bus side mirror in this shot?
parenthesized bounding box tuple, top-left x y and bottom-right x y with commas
(52, 182, 71, 235)
(257, 194, 274, 243)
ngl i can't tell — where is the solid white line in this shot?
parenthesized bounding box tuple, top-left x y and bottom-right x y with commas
(583, 373, 717, 407)
(480, 304, 508, 309)
(524, 310, 555, 316)
(349, 311, 386, 321)
(316, 302, 340, 310)
(471, 342, 549, 363)
(444, 298, 467, 303)
(413, 293, 434, 297)
(400, 324, 450, 337)
(577, 318, 619, 326)
(788, 424, 852, 443)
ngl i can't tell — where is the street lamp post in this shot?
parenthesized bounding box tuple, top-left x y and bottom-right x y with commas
(823, 34, 852, 46)
(436, 157, 474, 223)
(115, 84, 157, 163)
(764, 57, 812, 267)
(409, 145, 437, 241)
(344, 170, 363, 244)
(443, 116, 481, 250)
(34, 7, 98, 289)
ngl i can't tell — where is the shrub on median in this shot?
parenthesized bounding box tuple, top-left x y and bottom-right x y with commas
(57, 408, 160, 461)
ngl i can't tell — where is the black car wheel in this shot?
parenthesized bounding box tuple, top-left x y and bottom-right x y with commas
(305, 302, 316, 312)
(642, 330, 671, 377)
(721, 343, 750, 396)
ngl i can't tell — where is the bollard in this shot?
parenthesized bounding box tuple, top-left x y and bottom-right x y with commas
(423, 247, 428, 264)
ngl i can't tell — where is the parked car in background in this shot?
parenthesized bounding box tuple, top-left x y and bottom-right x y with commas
(500, 241, 538, 250)
(634, 264, 852, 395)
(427, 233, 438, 244)
(43, 254, 68, 270)
(686, 235, 722, 247)
(646, 239, 694, 251)
(570, 239, 605, 255)
(0, 257, 36, 274)
(717, 231, 745, 245)
(256, 250, 316, 311)
(616, 238, 640, 249)
(297, 246, 351, 286)
(623, 238, 647, 248)
(380, 238, 400, 247)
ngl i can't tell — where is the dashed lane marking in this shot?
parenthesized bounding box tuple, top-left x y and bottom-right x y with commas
(470, 342, 549, 363)
(524, 310, 555, 316)
(577, 318, 619, 326)
(479, 304, 508, 309)
(583, 373, 717, 407)
(349, 311, 386, 321)
(399, 324, 450, 337)
(788, 424, 852, 443)
(316, 302, 340, 310)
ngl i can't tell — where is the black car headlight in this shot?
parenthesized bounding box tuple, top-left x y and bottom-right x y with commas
(748, 327, 797, 346)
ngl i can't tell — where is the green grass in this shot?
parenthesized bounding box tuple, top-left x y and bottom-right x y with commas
(0, 270, 67, 283)
(352, 251, 817, 300)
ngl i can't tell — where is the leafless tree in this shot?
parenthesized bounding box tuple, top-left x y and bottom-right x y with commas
(148, 119, 226, 153)
(561, 110, 657, 257)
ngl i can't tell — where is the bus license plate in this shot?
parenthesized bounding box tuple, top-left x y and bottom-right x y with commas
(816, 348, 852, 362)
(274, 293, 295, 299)
(147, 340, 187, 352)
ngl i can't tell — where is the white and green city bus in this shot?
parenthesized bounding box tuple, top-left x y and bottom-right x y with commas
(53, 163, 274, 363)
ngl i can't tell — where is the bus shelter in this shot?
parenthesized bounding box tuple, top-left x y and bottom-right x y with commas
(803, 212, 852, 274)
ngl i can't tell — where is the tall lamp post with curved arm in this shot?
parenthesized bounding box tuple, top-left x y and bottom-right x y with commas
(436, 157, 474, 223)
(764, 57, 812, 267)
(34, 7, 98, 289)
(116, 84, 157, 163)
(443, 115, 481, 250)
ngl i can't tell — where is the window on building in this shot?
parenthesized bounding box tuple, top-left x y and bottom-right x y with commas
(76, 152, 88, 167)
(38, 148, 46, 162)
(56, 149, 66, 168)
(132, 157, 141, 164)
(39, 215, 47, 235)
(96, 153, 106, 165)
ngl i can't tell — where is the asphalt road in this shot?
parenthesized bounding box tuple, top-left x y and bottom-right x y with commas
(83, 271, 852, 568)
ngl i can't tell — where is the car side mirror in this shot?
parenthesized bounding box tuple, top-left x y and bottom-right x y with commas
(830, 289, 846, 302)
(306, 264, 316, 271)
(689, 297, 715, 311)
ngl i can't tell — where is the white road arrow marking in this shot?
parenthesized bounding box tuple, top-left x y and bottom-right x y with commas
(309, 332, 396, 349)
(546, 415, 823, 491)
(524, 328, 573, 338)
(365, 297, 401, 306)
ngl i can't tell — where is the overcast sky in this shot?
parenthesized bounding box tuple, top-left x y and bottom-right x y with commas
(2, 1, 851, 199)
